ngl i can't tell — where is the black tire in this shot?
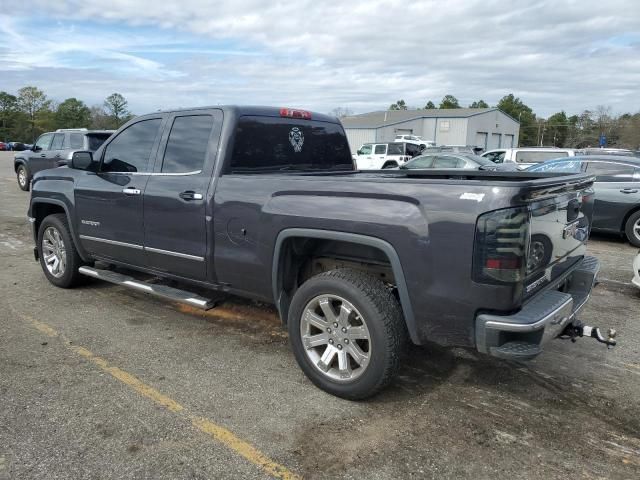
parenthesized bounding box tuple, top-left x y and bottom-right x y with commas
(288, 268, 407, 400)
(625, 210, 640, 247)
(16, 165, 30, 191)
(381, 161, 398, 169)
(37, 214, 83, 288)
(528, 234, 552, 271)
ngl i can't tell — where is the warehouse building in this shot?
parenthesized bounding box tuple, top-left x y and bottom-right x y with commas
(341, 108, 520, 153)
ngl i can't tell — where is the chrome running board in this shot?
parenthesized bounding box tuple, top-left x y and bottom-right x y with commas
(78, 266, 216, 310)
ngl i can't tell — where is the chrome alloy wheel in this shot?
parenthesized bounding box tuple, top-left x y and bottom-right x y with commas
(300, 295, 371, 382)
(527, 240, 546, 272)
(42, 226, 66, 278)
(18, 168, 27, 188)
(634, 218, 640, 243)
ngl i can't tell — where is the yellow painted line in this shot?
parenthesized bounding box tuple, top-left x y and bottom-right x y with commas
(21, 316, 300, 480)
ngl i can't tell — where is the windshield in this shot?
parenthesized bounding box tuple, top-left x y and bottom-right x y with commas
(229, 116, 354, 172)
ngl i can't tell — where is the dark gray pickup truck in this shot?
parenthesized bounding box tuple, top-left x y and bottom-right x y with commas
(28, 106, 612, 399)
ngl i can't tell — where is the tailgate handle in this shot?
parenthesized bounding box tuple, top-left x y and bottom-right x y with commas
(620, 188, 638, 194)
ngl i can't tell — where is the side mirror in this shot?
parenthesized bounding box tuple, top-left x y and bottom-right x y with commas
(357, 149, 362, 155)
(70, 151, 95, 171)
(32, 145, 41, 152)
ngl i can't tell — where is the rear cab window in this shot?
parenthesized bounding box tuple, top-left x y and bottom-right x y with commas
(229, 116, 353, 172)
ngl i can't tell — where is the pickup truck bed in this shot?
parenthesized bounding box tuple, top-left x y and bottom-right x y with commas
(27, 105, 602, 399)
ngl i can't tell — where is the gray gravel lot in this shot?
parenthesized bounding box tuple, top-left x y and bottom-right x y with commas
(1, 151, 639, 479)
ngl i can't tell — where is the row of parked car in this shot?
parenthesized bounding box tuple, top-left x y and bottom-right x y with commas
(353, 141, 640, 248)
(11, 126, 640, 250)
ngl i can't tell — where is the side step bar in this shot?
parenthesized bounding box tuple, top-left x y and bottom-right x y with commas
(78, 266, 216, 310)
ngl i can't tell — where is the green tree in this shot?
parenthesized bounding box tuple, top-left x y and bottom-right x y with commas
(496, 94, 536, 146)
(56, 98, 91, 129)
(389, 99, 408, 110)
(423, 100, 436, 109)
(17, 86, 52, 141)
(0, 91, 20, 141)
(545, 111, 570, 146)
(104, 93, 131, 127)
(439, 95, 460, 109)
(469, 100, 489, 108)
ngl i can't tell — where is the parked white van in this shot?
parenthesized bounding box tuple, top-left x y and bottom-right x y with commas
(354, 142, 422, 169)
(482, 147, 577, 169)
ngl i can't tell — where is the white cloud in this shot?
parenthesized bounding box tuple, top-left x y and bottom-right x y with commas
(1, 1, 640, 116)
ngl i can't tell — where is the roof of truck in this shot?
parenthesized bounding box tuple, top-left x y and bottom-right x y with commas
(137, 105, 340, 124)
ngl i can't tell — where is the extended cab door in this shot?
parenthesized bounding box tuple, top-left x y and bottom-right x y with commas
(142, 110, 222, 281)
(75, 117, 165, 265)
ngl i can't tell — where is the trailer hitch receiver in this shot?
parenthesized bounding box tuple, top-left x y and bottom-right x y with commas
(560, 321, 617, 348)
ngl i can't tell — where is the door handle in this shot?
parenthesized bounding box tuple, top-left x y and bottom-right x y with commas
(122, 187, 141, 196)
(40, 154, 46, 157)
(179, 190, 203, 201)
(620, 189, 638, 194)
(55, 154, 61, 158)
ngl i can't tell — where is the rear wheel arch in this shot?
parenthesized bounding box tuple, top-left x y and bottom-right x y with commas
(272, 228, 419, 343)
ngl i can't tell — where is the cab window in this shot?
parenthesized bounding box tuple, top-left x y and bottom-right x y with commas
(484, 151, 505, 163)
(101, 119, 162, 173)
(374, 144, 387, 155)
(34, 133, 53, 151)
(586, 162, 636, 182)
(50, 133, 65, 150)
(359, 145, 372, 155)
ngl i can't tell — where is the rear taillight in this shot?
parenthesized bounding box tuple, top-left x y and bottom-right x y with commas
(473, 207, 530, 284)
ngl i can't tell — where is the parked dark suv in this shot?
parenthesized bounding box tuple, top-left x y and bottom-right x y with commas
(14, 128, 114, 191)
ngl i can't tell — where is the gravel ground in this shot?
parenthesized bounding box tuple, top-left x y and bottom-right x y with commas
(1, 151, 639, 479)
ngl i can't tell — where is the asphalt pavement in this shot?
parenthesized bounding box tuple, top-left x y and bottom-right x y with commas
(1, 151, 639, 479)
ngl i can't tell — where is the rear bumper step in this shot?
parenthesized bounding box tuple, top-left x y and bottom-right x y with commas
(475, 255, 600, 360)
(78, 266, 216, 310)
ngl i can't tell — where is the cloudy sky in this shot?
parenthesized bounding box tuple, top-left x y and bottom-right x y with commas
(1, 1, 639, 117)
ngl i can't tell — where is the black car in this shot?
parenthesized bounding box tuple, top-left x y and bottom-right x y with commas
(528, 155, 640, 246)
(400, 151, 498, 170)
(13, 129, 114, 191)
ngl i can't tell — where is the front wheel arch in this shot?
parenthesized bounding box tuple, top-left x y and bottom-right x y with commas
(31, 200, 91, 262)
